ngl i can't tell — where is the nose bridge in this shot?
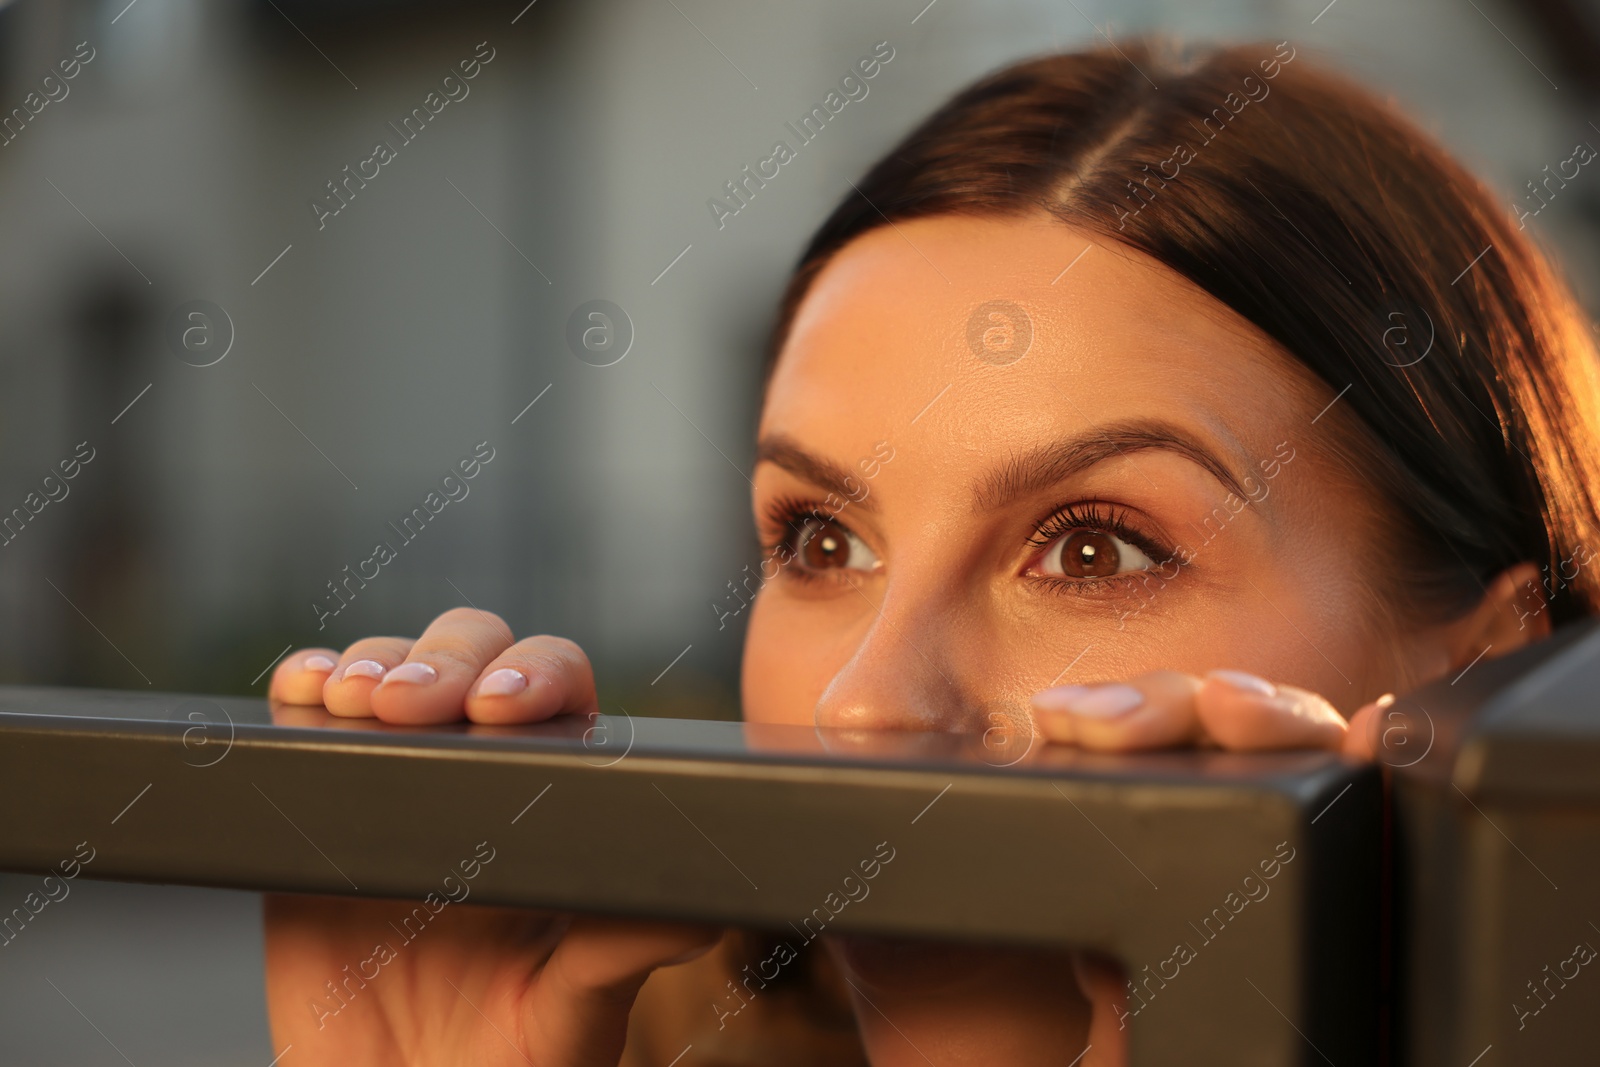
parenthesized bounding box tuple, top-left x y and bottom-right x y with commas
(812, 585, 974, 732)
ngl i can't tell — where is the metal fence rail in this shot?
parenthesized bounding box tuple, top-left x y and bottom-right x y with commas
(6, 620, 1599, 1066)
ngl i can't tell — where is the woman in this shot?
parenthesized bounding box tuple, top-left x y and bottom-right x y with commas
(262, 39, 1600, 1066)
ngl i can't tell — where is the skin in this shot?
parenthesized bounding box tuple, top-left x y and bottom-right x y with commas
(266, 215, 1549, 1066)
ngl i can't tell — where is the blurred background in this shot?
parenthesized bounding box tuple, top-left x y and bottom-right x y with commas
(1, 0, 1598, 1061)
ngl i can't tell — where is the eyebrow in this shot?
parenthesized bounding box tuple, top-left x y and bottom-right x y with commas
(754, 419, 1251, 515)
(755, 434, 877, 510)
(974, 419, 1250, 511)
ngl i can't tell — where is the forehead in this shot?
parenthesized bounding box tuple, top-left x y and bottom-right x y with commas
(761, 215, 1318, 468)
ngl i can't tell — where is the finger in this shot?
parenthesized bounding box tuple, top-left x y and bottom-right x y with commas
(1070, 951, 1130, 1067)
(1194, 671, 1348, 752)
(269, 648, 340, 705)
(1342, 695, 1393, 761)
(1031, 671, 1202, 751)
(524, 919, 724, 1067)
(322, 637, 415, 717)
(464, 636, 600, 724)
(368, 607, 515, 725)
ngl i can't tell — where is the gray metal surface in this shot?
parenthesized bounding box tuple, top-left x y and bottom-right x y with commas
(1391, 621, 1600, 1067)
(0, 686, 1379, 1066)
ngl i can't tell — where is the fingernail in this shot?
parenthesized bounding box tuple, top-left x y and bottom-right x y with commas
(340, 659, 387, 682)
(1034, 683, 1144, 718)
(1031, 684, 1089, 712)
(303, 655, 337, 673)
(477, 668, 528, 698)
(381, 662, 438, 686)
(1208, 669, 1277, 697)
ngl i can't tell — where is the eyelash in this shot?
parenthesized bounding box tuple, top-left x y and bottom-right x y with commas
(1024, 501, 1178, 595)
(759, 496, 1179, 592)
(759, 495, 840, 583)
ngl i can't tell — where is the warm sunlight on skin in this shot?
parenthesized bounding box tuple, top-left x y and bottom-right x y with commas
(746, 213, 1420, 734)
(265, 212, 1549, 1067)
(739, 213, 1545, 1067)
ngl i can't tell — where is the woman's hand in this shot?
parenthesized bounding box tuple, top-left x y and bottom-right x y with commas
(267, 895, 713, 1067)
(269, 607, 598, 725)
(1030, 668, 1389, 760)
(265, 896, 716, 1067)
(1030, 669, 1386, 1066)
(264, 608, 718, 1067)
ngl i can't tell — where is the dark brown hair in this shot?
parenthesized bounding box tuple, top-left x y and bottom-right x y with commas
(768, 40, 1600, 624)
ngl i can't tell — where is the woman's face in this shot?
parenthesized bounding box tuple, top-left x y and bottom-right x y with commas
(743, 213, 1441, 732)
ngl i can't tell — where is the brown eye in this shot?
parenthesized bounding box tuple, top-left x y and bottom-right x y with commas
(792, 517, 879, 574)
(1036, 527, 1154, 580)
(803, 519, 852, 569)
(1059, 530, 1120, 577)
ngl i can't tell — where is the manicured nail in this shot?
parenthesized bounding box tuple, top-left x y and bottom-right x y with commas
(303, 655, 336, 673)
(1208, 669, 1276, 697)
(1070, 684, 1145, 717)
(1033, 683, 1144, 718)
(1031, 685, 1089, 712)
(340, 659, 387, 681)
(477, 668, 528, 698)
(381, 662, 438, 686)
